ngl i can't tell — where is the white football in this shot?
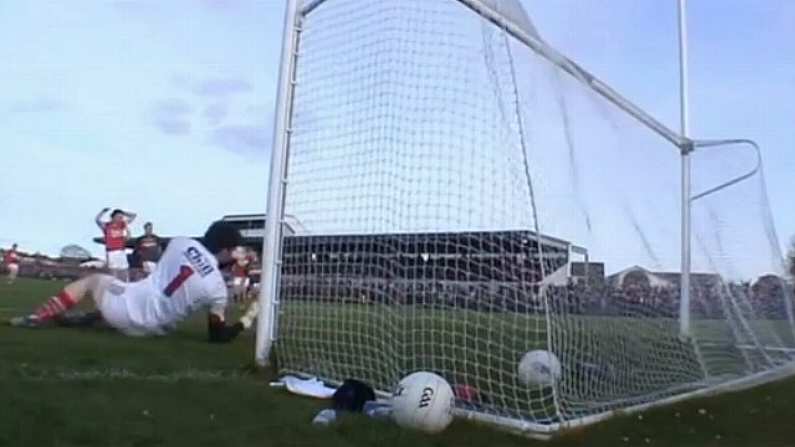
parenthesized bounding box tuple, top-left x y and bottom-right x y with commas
(518, 350, 562, 386)
(391, 371, 454, 434)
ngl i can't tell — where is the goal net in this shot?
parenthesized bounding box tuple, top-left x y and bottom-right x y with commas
(258, 0, 795, 436)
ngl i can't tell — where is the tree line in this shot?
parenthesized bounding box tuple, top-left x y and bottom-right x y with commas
(789, 236, 794, 279)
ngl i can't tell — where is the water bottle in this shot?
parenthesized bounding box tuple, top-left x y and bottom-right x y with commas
(363, 401, 393, 420)
(312, 409, 338, 426)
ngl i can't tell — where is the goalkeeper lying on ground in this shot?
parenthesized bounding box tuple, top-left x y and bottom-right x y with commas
(9, 221, 258, 343)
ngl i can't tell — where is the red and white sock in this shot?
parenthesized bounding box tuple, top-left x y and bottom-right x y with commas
(34, 291, 77, 321)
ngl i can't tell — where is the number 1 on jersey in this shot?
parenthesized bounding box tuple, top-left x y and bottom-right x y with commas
(164, 265, 194, 297)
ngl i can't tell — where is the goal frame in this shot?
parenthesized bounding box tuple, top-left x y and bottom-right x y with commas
(256, 0, 688, 366)
(255, 0, 786, 438)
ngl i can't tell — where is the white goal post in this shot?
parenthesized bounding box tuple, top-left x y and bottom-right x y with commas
(256, 0, 795, 438)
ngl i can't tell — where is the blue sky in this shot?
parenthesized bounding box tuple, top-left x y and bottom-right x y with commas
(0, 0, 792, 260)
(525, 0, 794, 258)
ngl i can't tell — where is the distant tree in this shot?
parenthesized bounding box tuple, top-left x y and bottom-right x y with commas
(788, 237, 795, 280)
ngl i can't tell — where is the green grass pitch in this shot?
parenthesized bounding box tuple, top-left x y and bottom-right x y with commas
(1, 278, 794, 446)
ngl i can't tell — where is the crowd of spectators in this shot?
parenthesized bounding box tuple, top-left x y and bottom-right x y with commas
(279, 274, 795, 320)
(0, 248, 101, 281)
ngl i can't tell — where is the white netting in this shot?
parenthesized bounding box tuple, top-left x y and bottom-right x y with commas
(264, 0, 795, 433)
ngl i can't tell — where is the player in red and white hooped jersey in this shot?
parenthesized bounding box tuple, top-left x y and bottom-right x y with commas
(230, 247, 256, 303)
(9, 221, 258, 342)
(96, 207, 136, 281)
(3, 243, 20, 285)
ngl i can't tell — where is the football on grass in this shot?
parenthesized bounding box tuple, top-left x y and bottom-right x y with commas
(391, 371, 454, 434)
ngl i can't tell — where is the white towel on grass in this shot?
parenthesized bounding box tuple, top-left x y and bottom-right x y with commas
(271, 375, 336, 399)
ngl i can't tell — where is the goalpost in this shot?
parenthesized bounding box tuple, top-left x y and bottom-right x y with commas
(257, 0, 795, 438)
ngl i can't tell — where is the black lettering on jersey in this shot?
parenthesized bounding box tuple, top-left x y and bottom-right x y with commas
(185, 247, 214, 277)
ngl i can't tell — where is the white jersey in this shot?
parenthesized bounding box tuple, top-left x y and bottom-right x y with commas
(124, 237, 228, 330)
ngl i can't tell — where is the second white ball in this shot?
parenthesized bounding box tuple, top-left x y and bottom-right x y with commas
(518, 350, 562, 386)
